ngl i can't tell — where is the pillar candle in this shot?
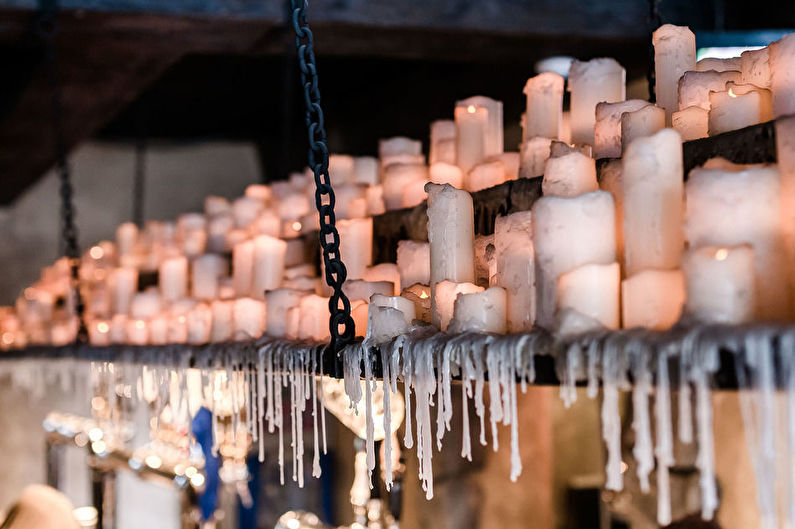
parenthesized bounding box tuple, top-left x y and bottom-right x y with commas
(159, 256, 188, 303)
(245, 184, 271, 203)
(251, 234, 287, 299)
(740, 47, 771, 89)
(567, 58, 626, 145)
(379, 137, 422, 167)
(770, 34, 795, 117)
(207, 214, 234, 253)
(522, 72, 564, 141)
(205, 195, 231, 217)
(110, 267, 138, 315)
(88, 319, 111, 346)
(685, 164, 790, 320)
(598, 160, 625, 269)
(366, 305, 409, 344)
(532, 190, 616, 329)
(776, 115, 795, 313)
(620, 105, 665, 152)
(334, 184, 367, 219)
(653, 24, 696, 124)
(429, 163, 464, 189)
(284, 264, 316, 280)
(167, 311, 189, 344)
(519, 137, 553, 179)
(285, 238, 307, 268)
(494, 210, 535, 332)
(430, 120, 457, 165)
(457, 96, 503, 157)
(677, 70, 742, 111)
(466, 159, 506, 192)
(187, 303, 212, 345)
(232, 240, 255, 297)
(448, 286, 507, 334)
(542, 151, 598, 197)
(281, 219, 302, 240)
(683, 245, 755, 324)
(342, 280, 394, 302)
(594, 100, 650, 158)
(109, 314, 128, 344)
(365, 185, 386, 216)
(455, 103, 489, 173)
(370, 294, 416, 323)
(401, 284, 431, 323)
(276, 192, 311, 223)
(491, 152, 520, 181)
(210, 300, 233, 342)
(265, 289, 304, 338)
(622, 129, 684, 276)
(116, 222, 138, 258)
(708, 87, 773, 136)
(397, 240, 430, 289)
(233, 297, 266, 340)
(474, 234, 496, 288)
(232, 197, 264, 229)
(364, 263, 401, 295)
(250, 210, 281, 238)
(433, 280, 483, 331)
(556, 262, 620, 330)
(696, 57, 741, 72)
(351, 299, 369, 338)
(672, 106, 709, 141)
(297, 295, 331, 342)
(402, 177, 430, 208)
(337, 217, 373, 280)
(382, 163, 428, 211)
(192, 254, 225, 300)
(177, 213, 206, 257)
(125, 319, 148, 345)
(149, 313, 169, 345)
(353, 156, 379, 186)
(622, 270, 685, 330)
(329, 154, 356, 184)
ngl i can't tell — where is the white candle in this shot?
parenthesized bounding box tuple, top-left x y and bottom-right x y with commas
(149, 313, 169, 345)
(353, 156, 379, 186)
(126, 318, 148, 345)
(541, 150, 598, 198)
(366, 305, 410, 344)
(232, 196, 264, 229)
(130, 290, 161, 320)
(492, 152, 520, 181)
(494, 210, 535, 332)
(622, 129, 684, 277)
(297, 295, 331, 341)
(232, 239, 255, 297)
(448, 286, 507, 334)
(519, 137, 553, 179)
(457, 96, 503, 157)
(110, 267, 138, 315)
(233, 297, 266, 340)
(776, 116, 795, 313)
(370, 294, 416, 323)
(159, 256, 188, 303)
(205, 195, 231, 217)
(187, 303, 212, 344)
(598, 160, 625, 269)
(88, 319, 111, 346)
(364, 263, 401, 295)
(402, 178, 430, 208)
(207, 214, 234, 253)
(265, 289, 305, 338)
(337, 217, 373, 280)
(474, 234, 496, 287)
(342, 280, 394, 302)
(430, 120, 457, 165)
(365, 185, 386, 216)
(532, 190, 616, 329)
(620, 105, 665, 152)
(250, 209, 281, 238)
(109, 314, 127, 344)
(696, 57, 741, 72)
(433, 280, 483, 331)
(466, 159, 506, 192)
(708, 87, 773, 136)
(251, 235, 287, 299)
(382, 163, 428, 211)
(245, 184, 271, 203)
(677, 70, 742, 111)
(116, 222, 138, 259)
(686, 164, 790, 320)
(594, 100, 650, 158)
(334, 184, 367, 219)
(567, 58, 626, 145)
(455, 103, 489, 173)
(556, 262, 620, 330)
(379, 137, 422, 167)
(329, 154, 356, 184)
(653, 24, 696, 124)
(740, 47, 771, 88)
(429, 162, 464, 189)
(622, 270, 685, 330)
(177, 213, 207, 257)
(397, 240, 430, 289)
(522, 72, 564, 141)
(210, 300, 233, 342)
(672, 106, 709, 141)
(192, 254, 225, 300)
(167, 304, 191, 343)
(401, 284, 431, 323)
(770, 34, 795, 117)
(683, 245, 755, 324)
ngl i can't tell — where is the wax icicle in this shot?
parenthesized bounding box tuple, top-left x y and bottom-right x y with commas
(654, 348, 674, 526)
(382, 344, 393, 489)
(602, 344, 623, 491)
(364, 348, 376, 486)
(630, 344, 654, 493)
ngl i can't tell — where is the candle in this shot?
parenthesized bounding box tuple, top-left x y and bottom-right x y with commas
(708, 86, 773, 136)
(276, 192, 311, 223)
(493, 152, 520, 181)
(159, 256, 188, 303)
(337, 217, 373, 280)
(109, 267, 138, 315)
(457, 96, 503, 157)
(187, 303, 212, 344)
(366, 304, 411, 343)
(556, 262, 620, 330)
(567, 58, 626, 145)
(397, 240, 430, 289)
(379, 137, 423, 167)
(177, 213, 207, 257)
(125, 318, 148, 345)
(382, 163, 428, 211)
(653, 24, 696, 124)
(454, 103, 489, 173)
(401, 284, 431, 323)
(250, 210, 281, 238)
(251, 235, 287, 299)
(620, 105, 665, 152)
(265, 289, 305, 339)
(116, 222, 138, 259)
(770, 34, 795, 117)
(433, 280, 483, 331)
(696, 57, 741, 72)
(284, 263, 316, 281)
(353, 156, 379, 186)
(448, 286, 507, 334)
(342, 280, 394, 302)
(622, 129, 684, 277)
(365, 185, 386, 217)
(233, 297, 266, 340)
(232, 240, 254, 297)
(334, 184, 367, 220)
(677, 70, 742, 111)
(402, 178, 430, 208)
(532, 190, 616, 329)
(683, 245, 755, 324)
(740, 47, 771, 89)
(283, 276, 320, 293)
(430, 120, 457, 165)
(285, 238, 307, 268)
(88, 319, 111, 346)
(776, 116, 795, 311)
(192, 254, 225, 300)
(541, 150, 598, 198)
(210, 300, 233, 342)
(297, 295, 331, 341)
(429, 163, 464, 189)
(598, 160, 625, 269)
(149, 313, 169, 345)
(494, 210, 535, 332)
(205, 195, 231, 217)
(109, 314, 128, 344)
(685, 164, 790, 319)
(622, 270, 685, 330)
(245, 184, 271, 203)
(466, 159, 506, 192)
(519, 137, 553, 179)
(351, 299, 369, 338)
(370, 294, 416, 323)
(474, 234, 496, 287)
(329, 154, 356, 184)
(364, 263, 401, 295)
(232, 197, 264, 229)
(522, 72, 564, 141)
(167, 309, 189, 343)
(672, 106, 709, 141)
(207, 214, 234, 253)
(594, 100, 650, 158)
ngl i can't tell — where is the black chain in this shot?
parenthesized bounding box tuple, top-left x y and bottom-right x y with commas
(289, 0, 355, 352)
(647, 0, 663, 103)
(37, 2, 87, 342)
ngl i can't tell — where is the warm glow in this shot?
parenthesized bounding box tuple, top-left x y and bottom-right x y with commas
(467, 105, 477, 114)
(292, 221, 302, 232)
(620, 461, 628, 474)
(184, 465, 198, 477)
(88, 427, 103, 442)
(1, 332, 13, 345)
(189, 473, 205, 487)
(145, 454, 162, 469)
(178, 315, 186, 323)
(97, 322, 110, 333)
(420, 291, 429, 299)
(23, 287, 36, 301)
(728, 88, 737, 98)
(89, 245, 104, 259)
(91, 397, 106, 411)
(91, 440, 106, 454)
(715, 248, 729, 261)
(135, 320, 146, 329)
(73, 506, 98, 527)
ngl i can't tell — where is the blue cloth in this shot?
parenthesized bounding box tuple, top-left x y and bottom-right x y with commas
(191, 407, 220, 521)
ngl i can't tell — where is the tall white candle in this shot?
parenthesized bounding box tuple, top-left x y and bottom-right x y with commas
(88, 319, 111, 346)
(337, 217, 373, 280)
(740, 47, 771, 89)
(397, 240, 430, 289)
(677, 70, 741, 111)
(166, 312, 188, 343)
(622, 129, 684, 277)
(353, 156, 379, 186)
(110, 267, 138, 315)
(594, 100, 650, 158)
(466, 159, 506, 192)
(159, 256, 188, 303)
(770, 34, 795, 117)
(297, 295, 331, 342)
(364, 263, 401, 295)
(149, 313, 169, 345)
(622, 270, 685, 330)
(192, 254, 225, 300)
(251, 235, 287, 299)
(599, 160, 625, 269)
(556, 262, 620, 330)
(567, 58, 626, 145)
(522, 72, 564, 141)
(334, 184, 367, 220)
(130, 290, 161, 320)
(379, 137, 422, 167)
(448, 286, 507, 334)
(672, 106, 709, 141)
(382, 163, 428, 211)
(126, 318, 148, 346)
(430, 120, 457, 165)
(187, 303, 212, 345)
(541, 151, 598, 198)
(402, 178, 430, 208)
(365, 185, 386, 216)
(708, 87, 773, 136)
(494, 210, 535, 332)
(532, 190, 616, 329)
(683, 245, 755, 324)
(233, 297, 266, 340)
(455, 104, 489, 173)
(232, 239, 255, 297)
(116, 222, 138, 259)
(265, 289, 305, 339)
(458, 96, 503, 157)
(620, 105, 665, 152)
(433, 280, 483, 331)
(653, 24, 696, 124)
(519, 137, 553, 179)
(207, 214, 234, 253)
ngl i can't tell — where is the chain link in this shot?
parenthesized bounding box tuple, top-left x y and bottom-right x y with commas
(289, 0, 356, 352)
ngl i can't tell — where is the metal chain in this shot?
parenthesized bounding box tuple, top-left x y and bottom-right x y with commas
(289, 0, 355, 352)
(37, 2, 87, 342)
(647, 0, 663, 102)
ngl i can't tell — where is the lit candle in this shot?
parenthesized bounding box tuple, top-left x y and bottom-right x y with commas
(556, 262, 620, 330)
(522, 72, 564, 141)
(88, 319, 111, 346)
(364, 263, 401, 295)
(598, 160, 625, 269)
(297, 295, 331, 342)
(430, 120, 457, 165)
(342, 280, 394, 302)
(541, 150, 598, 197)
(159, 256, 188, 303)
(567, 58, 626, 145)
(397, 240, 430, 289)
(622, 129, 684, 277)
(187, 303, 212, 344)
(683, 245, 755, 324)
(518, 137, 553, 179)
(109, 267, 138, 315)
(532, 190, 616, 328)
(672, 106, 709, 141)
(109, 314, 128, 344)
(770, 34, 795, 117)
(116, 222, 138, 259)
(740, 47, 771, 89)
(149, 313, 169, 345)
(265, 289, 305, 339)
(708, 86, 773, 135)
(492, 152, 520, 181)
(210, 300, 233, 342)
(192, 254, 226, 300)
(401, 284, 431, 323)
(125, 318, 148, 345)
(620, 105, 665, 152)
(337, 217, 373, 280)
(167, 310, 189, 343)
(251, 235, 287, 299)
(622, 270, 685, 330)
(653, 24, 696, 124)
(466, 159, 506, 192)
(233, 297, 266, 341)
(382, 163, 428, 211)
(677, 70, 742, 111)
(433, 280, 483, 331)
(329, 154, 356, 184)
(457, 96, 503, 158)
(594, 100, 650, 158)
(429, 163, 464, 189)
(232, 196, 264, 229)
(474, 234, 496, 287)
(494, 210, 535, 332)
(454, 103, 489, 173)
(353, 156, 379, 186)
(232, 239, 254, 297)
(448, 286, 507, 334)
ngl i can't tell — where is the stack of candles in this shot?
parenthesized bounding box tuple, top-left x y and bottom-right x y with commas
(1, 28, 795, 353)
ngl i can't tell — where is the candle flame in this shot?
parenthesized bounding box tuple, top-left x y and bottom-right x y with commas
(97, 321, 110, 333)
(89, 245, 105, 259)
(292, 221, 302, 232)
(135, 320, 146, 329)
(728, 88, 737, 98)
(467, 105, 477, 114)
(1, 332, 13, 345)
(715, 248, 729, 261)
(420, 291, 429, 299)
